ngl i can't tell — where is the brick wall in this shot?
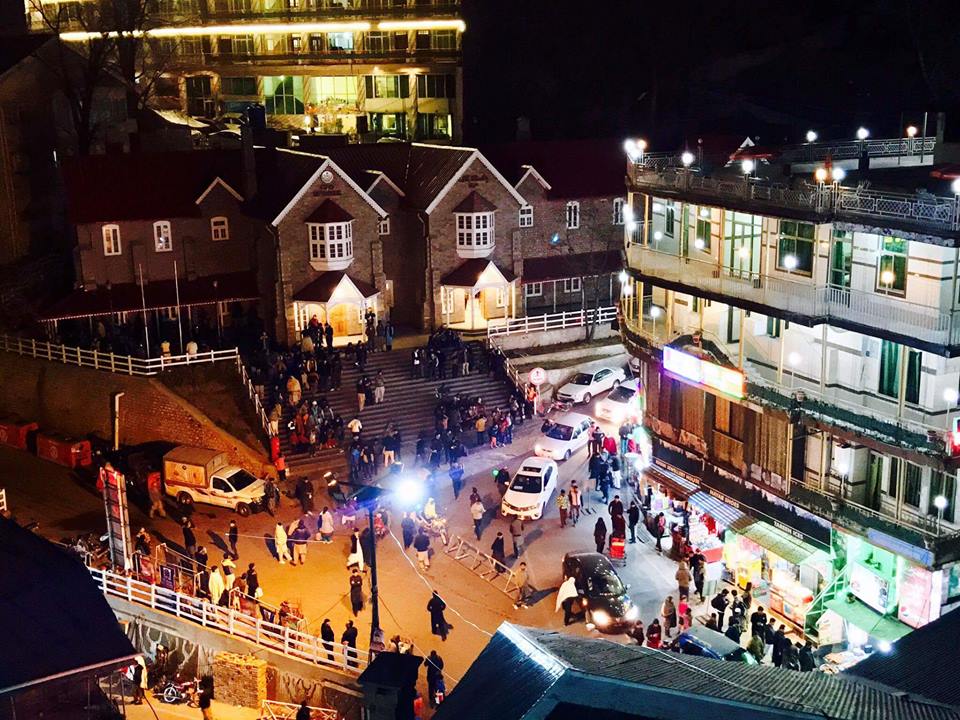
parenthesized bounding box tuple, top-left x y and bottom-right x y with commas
(212, 652, 267, 708)
(0, 353, 270, 474)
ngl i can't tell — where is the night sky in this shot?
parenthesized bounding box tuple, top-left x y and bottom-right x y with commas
(462, 0, 960, 147)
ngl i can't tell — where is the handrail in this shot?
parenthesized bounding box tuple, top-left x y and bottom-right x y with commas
(237, 361, 273, 438)
(260, 700, 338, 720)
(487, 306, 617, 337)
(89, 565, 368, 674)
(0, 334, 239, 376)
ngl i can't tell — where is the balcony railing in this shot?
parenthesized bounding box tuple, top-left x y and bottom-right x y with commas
(625, 245, 957, 346)
(171, 47, 458, 66)
(781, 137, 936, 163)
(629, 165, 960, 235)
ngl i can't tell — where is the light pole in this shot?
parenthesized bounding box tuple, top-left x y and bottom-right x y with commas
(934, 494, 948, 535)
(805, 130, 818, 143)
(650, 304, 662, 339)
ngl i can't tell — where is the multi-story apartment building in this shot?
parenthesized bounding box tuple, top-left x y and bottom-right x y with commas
(621, 129, 960, 649)
(28, 0, 464, 142)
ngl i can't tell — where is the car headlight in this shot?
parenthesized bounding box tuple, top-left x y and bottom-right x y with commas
(625, 605, 639, 621)
(592, 610, 611, 627)
(534, 444, 542, 454)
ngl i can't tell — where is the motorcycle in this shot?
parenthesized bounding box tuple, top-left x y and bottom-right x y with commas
(157, 677, 199, 707)
(417, 515, 449, 546)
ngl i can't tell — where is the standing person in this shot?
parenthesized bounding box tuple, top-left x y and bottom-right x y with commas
(414, 529, 431, 570)
(290, 521, 310, 566)
(296, 701, 311, 720)
(208, 566, 226, 606)
(627, 501, 640, 543)
(374, 370, 386, 405)
(147, 472, 166, 518)
(295, 476, 315, 513)
(593, 517, 607, 554)
(274, 522, 292, 564)
(181, 517, 197, 560)
(764, 618, 777, 660)
(509, 516, 524, 558)
(661, 596, 677, 639)
(654, 512, 665, 553)
(195, 546, 209, 572)
(245, 563, 259, 600)
(711, 589, 730, 631)
(514, 561, 534, 608)
(325, 322, 334, 349)
(491, 532, 506, 570)
(198, 676, 214, 720)
(556, 489, 570, 528)
(675, 560, 692, 599)
(470, 497, 485, 540)
(556, 575, 580, 626)
(356, 376, 367, 412)
(275, 454, 287, 484)
(401, 512, 416, 549)
(342, 621, 359, 668)
(608, 494, 624, 518)
(645, 619, 662, 649)
(750, 605, 768, 638)
(132, 657, 146, 704)
(320, 619, 335, 661)
(725, 618, 743, 645)
(385, 321, 395, 352)
(319, 506, 334, 543)
(448, 461, 464, 500)
(799, 641, 816, 671)
(772, 625, 787, 668)
(748, 632, 766, 664)
(262, 476, 280, 516)
(474, 415, 486, 447)
(630, 620, 646, 646)
(349, 567, 364, 616)
(426, 650, 445, 709)
(411, 349, 422, 379)
(347, 529, 364, 571)
(228, 519, 239, 560)
(568, 482, 582, 526)
(427, 591, 449, 641)
(689, 548, 706, 602)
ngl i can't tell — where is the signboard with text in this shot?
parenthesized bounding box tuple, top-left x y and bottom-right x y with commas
(663, 347, 744, 399)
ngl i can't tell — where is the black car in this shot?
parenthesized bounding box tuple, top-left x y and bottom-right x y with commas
(562, 551, 638, 633)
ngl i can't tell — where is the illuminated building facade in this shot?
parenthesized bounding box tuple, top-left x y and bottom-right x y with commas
(621, 128, 960, 647)
(26, 0, 464, 141)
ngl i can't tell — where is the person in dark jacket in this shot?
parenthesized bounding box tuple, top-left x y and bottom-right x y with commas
(227, 520, 239, 559)
(426, 650, 445, 708)
(428, 591, 449, 641)
(342, 621, 359, 667)
(401, 512, 416, 549)
(799, 641, 816, 671)
(782, 640, 800, 670)
(245, 563, 259, 600)
(711, 589, 730, 631)
(627, 501, 641, 543)
(772, 625, 787, 667)
(349, 567, 364, 616)
(593, 517, 607, 553)
(320, 619, 335, 661)
(491, 532, 506, 571)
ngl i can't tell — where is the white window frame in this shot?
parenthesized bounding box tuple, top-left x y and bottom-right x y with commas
(378, 217, 390, 235)
(211, 216, 230, 241)
(519, 205, 533, 228)
(612, 197, 625, 225)
(455, 211, 496, 256)
(102, 224, 122, 256)
(153, 221, 172, 252)
(440, 287, 454, 315)
(565, 201, 580, 230)
(495, 287, 507, 308)
(562, 277, 582, 294)
(308, 221, 354, 266)
(524, 282, 542, 298)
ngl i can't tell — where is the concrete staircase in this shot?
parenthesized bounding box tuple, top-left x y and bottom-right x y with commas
(274, 343, 515, 477)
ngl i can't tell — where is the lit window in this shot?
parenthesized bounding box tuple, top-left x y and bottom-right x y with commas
(519, 205, 533, 228)
(211, 216, 229, 241)
(102, 224, 121, 256)
(153, 221, 172, 252)
(455, 211, 495, 256)
(562, 277, 581, 294)
(440, 287, 454, 315)
(308, 221, 354, 268)
(876, 235, 907, 296)
(777, 220, 815, 274)
(565, 201, 580, 229)
(495, 287, 507, 308)
(612, 198, 625, 225)
(524, 282, 542, 297)
(378, 217, 390, 236)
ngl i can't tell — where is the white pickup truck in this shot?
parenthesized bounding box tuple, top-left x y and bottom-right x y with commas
(163, 446, 263, 516)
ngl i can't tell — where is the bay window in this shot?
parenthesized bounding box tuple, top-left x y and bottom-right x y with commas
(153, 221, 172, 252)
(455, 212, 495, 257)
(309, 221, 354, 270)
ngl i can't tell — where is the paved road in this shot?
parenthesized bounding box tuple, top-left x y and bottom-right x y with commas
(0, 391, 684, 688)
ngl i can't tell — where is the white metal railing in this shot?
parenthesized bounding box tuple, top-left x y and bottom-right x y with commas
(260, 700, 338, 720)
(0, 334, 240, 376)
(626, 245, 955, 345)
(237, 362, 273, 437)
(782, 137, 936, 163)
(834, 185, 959, 229)
(487, 306, 617, 337)
(89, 566, 368, 674)
(443, 536, 521, 599)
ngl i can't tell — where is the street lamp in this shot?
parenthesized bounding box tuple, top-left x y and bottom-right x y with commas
(805, 130, 818, 143)
(880, 269, 896, 294)
(934, 494, 949, 534)
(650, 304, 662, 337)
(952, 178, 960, 196)
(832, 167, 846, 183)
(619, 270, 629, 284)
(943, 388, 959, 406)
(814, 167, 829, 184)
(856, 126, 870, 140)
(681, 151, 695, 167)
(741, 159, 755, 176)
(906, 125, 918, 138)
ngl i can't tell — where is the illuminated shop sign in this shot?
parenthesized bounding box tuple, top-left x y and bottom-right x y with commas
(663, 347, 744, 399)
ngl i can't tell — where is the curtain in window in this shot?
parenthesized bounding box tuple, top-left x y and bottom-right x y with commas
(878, 341, 900, 398)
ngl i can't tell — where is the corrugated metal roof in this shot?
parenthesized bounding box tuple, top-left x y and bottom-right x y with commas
(687, 491, 745, 528)
(846, 607, 960, 707)
(735, 521, 821, 566)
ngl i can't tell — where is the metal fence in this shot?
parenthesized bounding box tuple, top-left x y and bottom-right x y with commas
(0, 334, 240, 376)
(237, 361, 273, 437)
(443, 536, 522, 600)
(88, 566, 369, 675)
(260, 700, 339, 720)
(487, 306, 617, 337)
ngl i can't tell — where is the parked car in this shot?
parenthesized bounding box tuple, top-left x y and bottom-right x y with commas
(163, 446, 263, 516)
(501, 456, 559, 520)
(556, 367, 627, 405)
(562, 551, 637, 633)
(534, 412, 593, 461)
(595, 378, 643, 423)
(674, 625, 757, 664)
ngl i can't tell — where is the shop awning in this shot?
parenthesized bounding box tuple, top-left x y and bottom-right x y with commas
(647, 463, 699, 498)
(735, 521, 821, 567)
(825, 597, 913, 644)
(687, 491, 746, 528)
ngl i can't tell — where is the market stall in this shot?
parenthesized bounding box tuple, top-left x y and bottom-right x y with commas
(723, 518, 831, 630)
(686, 491, 743, 564)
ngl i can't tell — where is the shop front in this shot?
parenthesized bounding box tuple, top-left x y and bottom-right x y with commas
(723, 518, 832, 631)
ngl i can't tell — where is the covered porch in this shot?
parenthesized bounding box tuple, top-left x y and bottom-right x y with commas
(439, 259, 517, 331)
(292, 271, 381, 346)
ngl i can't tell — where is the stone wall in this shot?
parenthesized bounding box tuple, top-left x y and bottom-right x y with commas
(0, 353, 270, 474)
(213, 652, 267, 708)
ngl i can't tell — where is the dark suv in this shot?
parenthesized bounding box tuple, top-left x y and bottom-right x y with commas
(562, 551, 638, 633)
